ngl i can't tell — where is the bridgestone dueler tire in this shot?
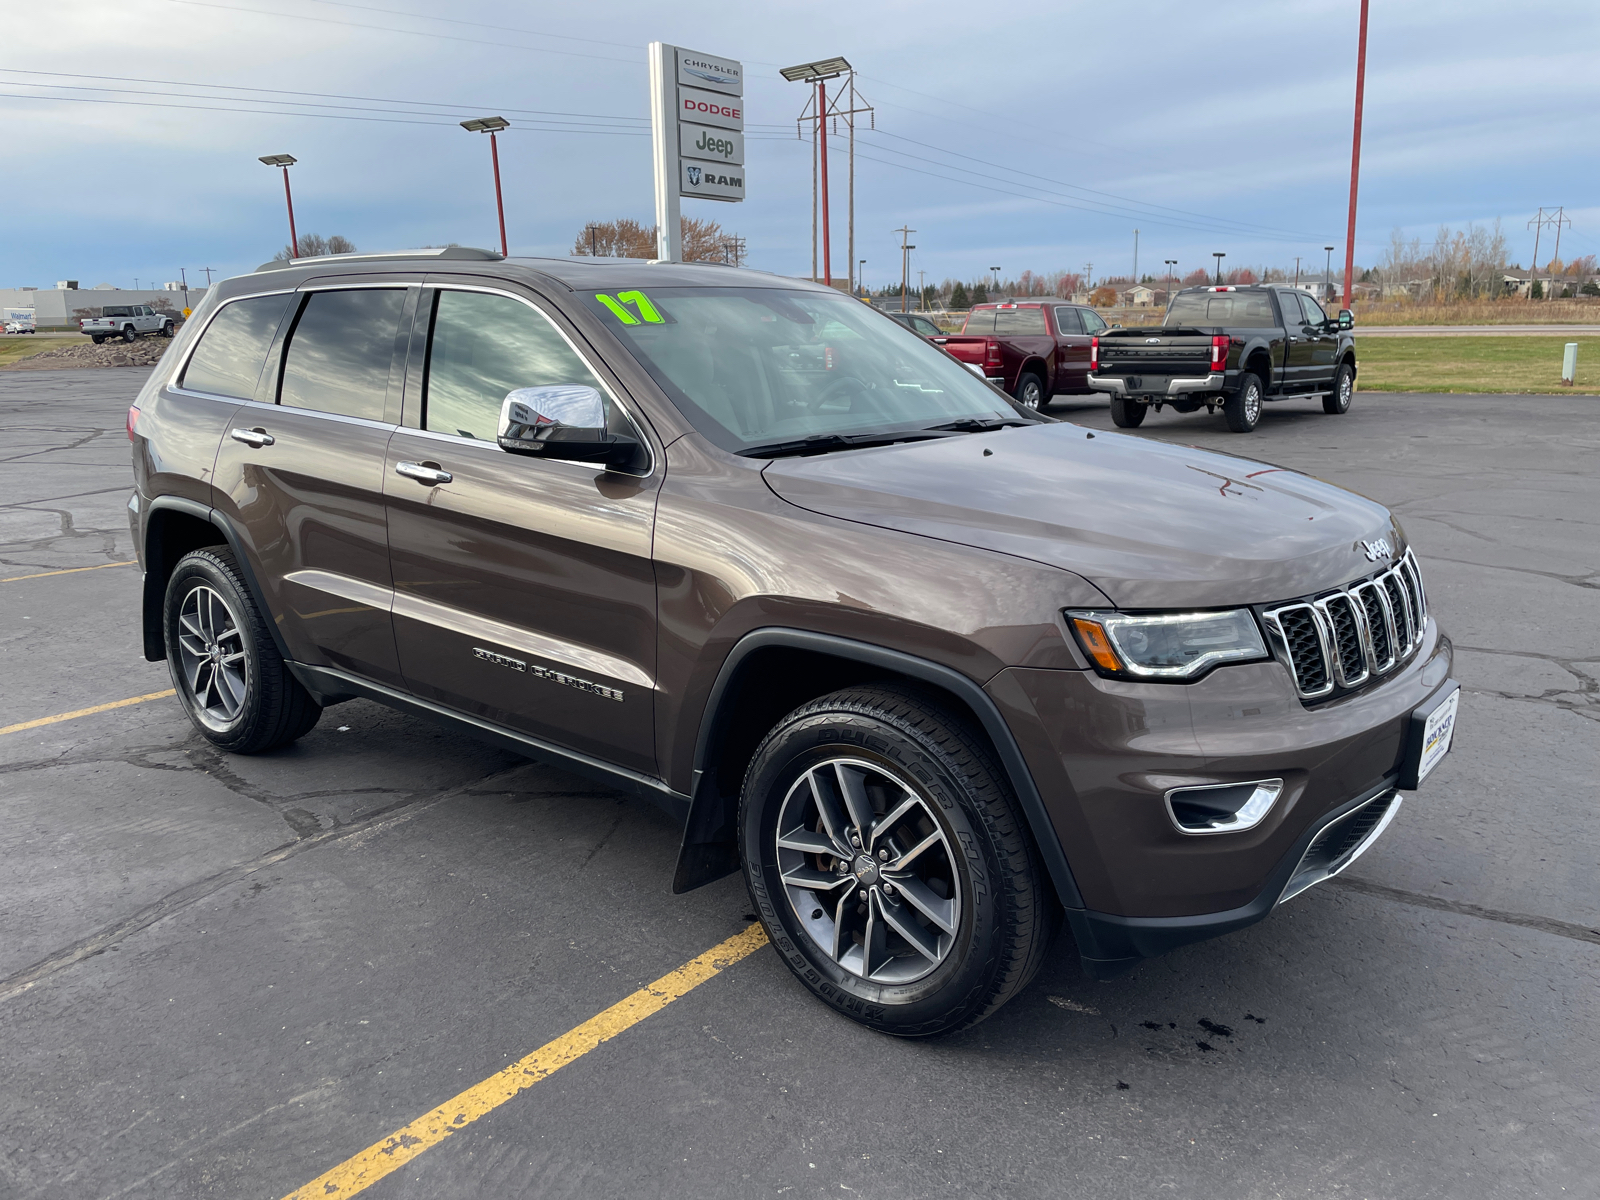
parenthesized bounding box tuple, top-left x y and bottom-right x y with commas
(1109, 396, 1147, 427)
(1324, 363, 1354, 414)
(163, 547, 322, 754)
(740, 684, 1055, 1037)
(1224, 371, 1263, 432)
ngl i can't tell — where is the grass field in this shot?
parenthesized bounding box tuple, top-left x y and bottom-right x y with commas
(1357, 335, 1600, 393)
(1350, 298, 1598, 326)
(0, 334, 78, 367)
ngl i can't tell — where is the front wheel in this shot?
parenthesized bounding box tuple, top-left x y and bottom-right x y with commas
(1224, 372, 1263, 432)
(1013, 371, 1046, 411)
(164, 547, 322, 753)
(1109, 396, 1147, 427)
(740, 685, 1055, 1037)
(1324, 363, 1354, 414)
(160, 321, 175, 338)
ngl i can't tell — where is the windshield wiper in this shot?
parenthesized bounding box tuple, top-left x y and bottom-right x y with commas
(741, 430, 950, 459)
(922, 417, 1030, 433)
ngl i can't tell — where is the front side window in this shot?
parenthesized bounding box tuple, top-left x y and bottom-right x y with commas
(1080, 308, 1108, 333)
(180, 293, 293, 399)
(1298, 292, 1329, 325)
(424, 289, 624, 443)
(279, 288, 406, 421)
(585, 286, 1021, 454)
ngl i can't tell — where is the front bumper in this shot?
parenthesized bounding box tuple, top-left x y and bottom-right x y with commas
(1087, 371, 1224, 399)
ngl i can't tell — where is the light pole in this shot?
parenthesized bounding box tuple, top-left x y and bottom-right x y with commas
(1164, 259, 1177, 306)
(259, 154, 299, 259)
(781, 58, 852, 289)
(461, 117, 511, 258)
(990, 266, 1001, 298)
(1213, 252, 1226, 285)
(858, 259, 866, 297)
(1324, 245, 1335, 302)
(1342, 0, 1369, 309)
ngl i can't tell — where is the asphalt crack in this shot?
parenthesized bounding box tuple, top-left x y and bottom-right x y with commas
(1329, 875, 1600, 947)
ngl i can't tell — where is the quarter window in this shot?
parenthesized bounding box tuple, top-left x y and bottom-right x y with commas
(180, 293, 293, 400)
(423, 289, 619, 442)
(279, 289, 406, 421)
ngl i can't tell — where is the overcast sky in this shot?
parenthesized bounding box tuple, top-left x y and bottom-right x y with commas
(4, 0, 1598, 292)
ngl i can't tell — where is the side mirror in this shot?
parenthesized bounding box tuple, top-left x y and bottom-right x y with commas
(497, 386, 646, 473)
(1338, 309, 1354, 330)
(1110, 322, 1123, 329)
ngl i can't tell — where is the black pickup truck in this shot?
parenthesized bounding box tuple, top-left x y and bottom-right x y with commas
(1087, 285, 1356, 432)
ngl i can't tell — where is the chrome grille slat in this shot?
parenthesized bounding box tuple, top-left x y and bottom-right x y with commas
(1263, 553, 1429, 701)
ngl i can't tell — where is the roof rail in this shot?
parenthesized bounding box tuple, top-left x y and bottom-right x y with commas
(254, 246, 504, 272)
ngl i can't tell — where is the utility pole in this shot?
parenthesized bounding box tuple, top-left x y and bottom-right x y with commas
(1165, 259, 1176, 306)
(1294, 256, 1301, 287)
(785, 59, 867, 288)
(178, 267, 190, 312)
(918, 269, 926, 311)
(1084, 263, 1092, 294)
(1342, 0, 1369, 309)
(1132, 229, 1139, 282)
(895, 225, 916, 312)
(200, 267, 216, 286)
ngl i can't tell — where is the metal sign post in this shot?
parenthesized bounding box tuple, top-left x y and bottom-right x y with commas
(650, 42, 744, 263)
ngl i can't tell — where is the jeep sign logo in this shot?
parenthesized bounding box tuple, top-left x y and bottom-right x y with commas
(679, 122, 743, 165)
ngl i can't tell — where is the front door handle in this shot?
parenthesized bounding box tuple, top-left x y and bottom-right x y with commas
(230, 427, 274, 448)
(395, 461, 453, 486)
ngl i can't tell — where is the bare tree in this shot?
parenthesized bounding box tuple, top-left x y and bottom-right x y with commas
(273, 234, 357, 262)
(573, 217, 735, 263)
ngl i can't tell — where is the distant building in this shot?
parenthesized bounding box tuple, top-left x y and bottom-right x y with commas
(0, 284, 208, 330)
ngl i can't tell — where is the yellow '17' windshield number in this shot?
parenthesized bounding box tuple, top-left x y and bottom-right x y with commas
(596, 291, 664, 325)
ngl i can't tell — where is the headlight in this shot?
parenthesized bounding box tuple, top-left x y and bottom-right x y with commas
(1065, 609, 1268, 680)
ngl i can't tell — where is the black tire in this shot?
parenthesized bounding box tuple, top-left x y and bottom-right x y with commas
(91, 335, 105, 345)
(740, 684, 1055, 1037)
(1224, 371, 1263, 432)
(160, 320, 175, 339)
(1324, 363, 1354, 414)
(121, 325, 137, 343)
(1109, 395, 1147, 427)
(163, 547, 322, 754)
(1013, 371, 1047, 411)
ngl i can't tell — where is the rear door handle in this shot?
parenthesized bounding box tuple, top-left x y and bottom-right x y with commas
(230, 427, 274, 448)
(395, 461, 452, 485)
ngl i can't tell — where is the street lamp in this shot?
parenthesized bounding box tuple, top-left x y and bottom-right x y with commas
(858, 259, 866, 297)
(258, 154, 299, 260)
(1165, 259, 1177, 307)
(460, 117, 511, 258)
(780, 57, 850, 289)
(1213, 252, 1226, 285)
(990, 266, 1001, 298)
(1324, 245, 1336, 302)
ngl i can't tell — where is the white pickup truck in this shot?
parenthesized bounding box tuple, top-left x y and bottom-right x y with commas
(80, 305, 175, 344)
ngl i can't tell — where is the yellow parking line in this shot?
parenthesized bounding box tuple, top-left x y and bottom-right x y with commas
(0, 689, 176, 737)
(0, 560, 136, 583)
(281, 922, 770, 1200)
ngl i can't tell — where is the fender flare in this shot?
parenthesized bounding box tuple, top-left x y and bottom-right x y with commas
(675, 627, 1085, 911)
(1240, 336, 1277, 389)
(140, 497, 292, 665)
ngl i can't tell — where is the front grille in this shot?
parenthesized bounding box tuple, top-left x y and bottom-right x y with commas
(1262, 551, 1429, 702)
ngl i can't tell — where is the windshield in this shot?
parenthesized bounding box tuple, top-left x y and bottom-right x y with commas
(585, 287, 1018, 453)
(1165, 292, 1279, 328)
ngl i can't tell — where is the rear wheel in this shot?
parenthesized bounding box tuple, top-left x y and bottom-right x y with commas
(121, 325, 137, 343)
(740, 684, 1055, 1037)
(1324, 363, 1354, 414)
(91, 335, 105, 345)
(1224, 372, 1263, 432)
(164, 547, 322, 753)
(1013, 371, 1046, 411)
(1109, 396, 1147, 428)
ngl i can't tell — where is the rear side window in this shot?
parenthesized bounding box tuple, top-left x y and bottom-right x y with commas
(1053, 306, 1083, 334)
(962, 309, 995, 334)
(994, 307, 1047, 335)
(180, 293, 292, 399)
(423, 289, 619, 442)
(279, 288, 406, 421)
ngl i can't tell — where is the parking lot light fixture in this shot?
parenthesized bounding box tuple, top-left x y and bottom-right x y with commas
(1213, 252, 1226, 285)
(460, 117, 511, 258)
(1165, 259, 1177, 307)
(1325, 245, 1336, 302)
(259, 154, 299, 260)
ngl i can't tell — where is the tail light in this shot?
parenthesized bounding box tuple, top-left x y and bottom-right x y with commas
(1210, 335, 1229, 372)
(984, 340, 1002, 372)
(126, 406, 138, 441)
(1090, 336, 1100, 372)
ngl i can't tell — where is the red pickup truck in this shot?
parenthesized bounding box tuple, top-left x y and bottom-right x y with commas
(935, 301, 1111, 410)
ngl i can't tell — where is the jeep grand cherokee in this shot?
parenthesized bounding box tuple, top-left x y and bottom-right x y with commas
(127, 247, 1459, 1036)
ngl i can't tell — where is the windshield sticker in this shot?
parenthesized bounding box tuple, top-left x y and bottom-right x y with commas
(595, 291, 665, 325)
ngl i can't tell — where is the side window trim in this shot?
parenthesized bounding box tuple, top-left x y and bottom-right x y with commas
(414, 281, 656, 475)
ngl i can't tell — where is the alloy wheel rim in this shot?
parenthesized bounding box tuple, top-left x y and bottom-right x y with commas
(176, 585, 249, 729)
(1339, 372, 1352, 408)
(774, 757, 962, 984)
(1245, 385, 1261, 423)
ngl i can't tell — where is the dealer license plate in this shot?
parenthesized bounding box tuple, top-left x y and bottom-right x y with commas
(1416, 687, 1459, 784)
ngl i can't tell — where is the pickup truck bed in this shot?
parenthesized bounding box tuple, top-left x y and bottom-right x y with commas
(937, 301, 1110, 411)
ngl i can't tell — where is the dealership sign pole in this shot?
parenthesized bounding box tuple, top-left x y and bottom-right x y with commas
(650, 42, 745, 263)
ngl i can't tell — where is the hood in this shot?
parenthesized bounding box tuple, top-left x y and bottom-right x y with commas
(762, 423, 1403, 608)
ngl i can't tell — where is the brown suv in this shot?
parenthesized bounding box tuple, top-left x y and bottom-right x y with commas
(129, 248, 1460, 1036)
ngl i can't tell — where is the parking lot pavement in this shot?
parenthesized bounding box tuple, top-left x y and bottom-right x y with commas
(2, 370, 1596, 1199)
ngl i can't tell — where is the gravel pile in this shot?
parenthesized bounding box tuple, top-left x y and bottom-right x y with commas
(3, 338, 175, 370)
